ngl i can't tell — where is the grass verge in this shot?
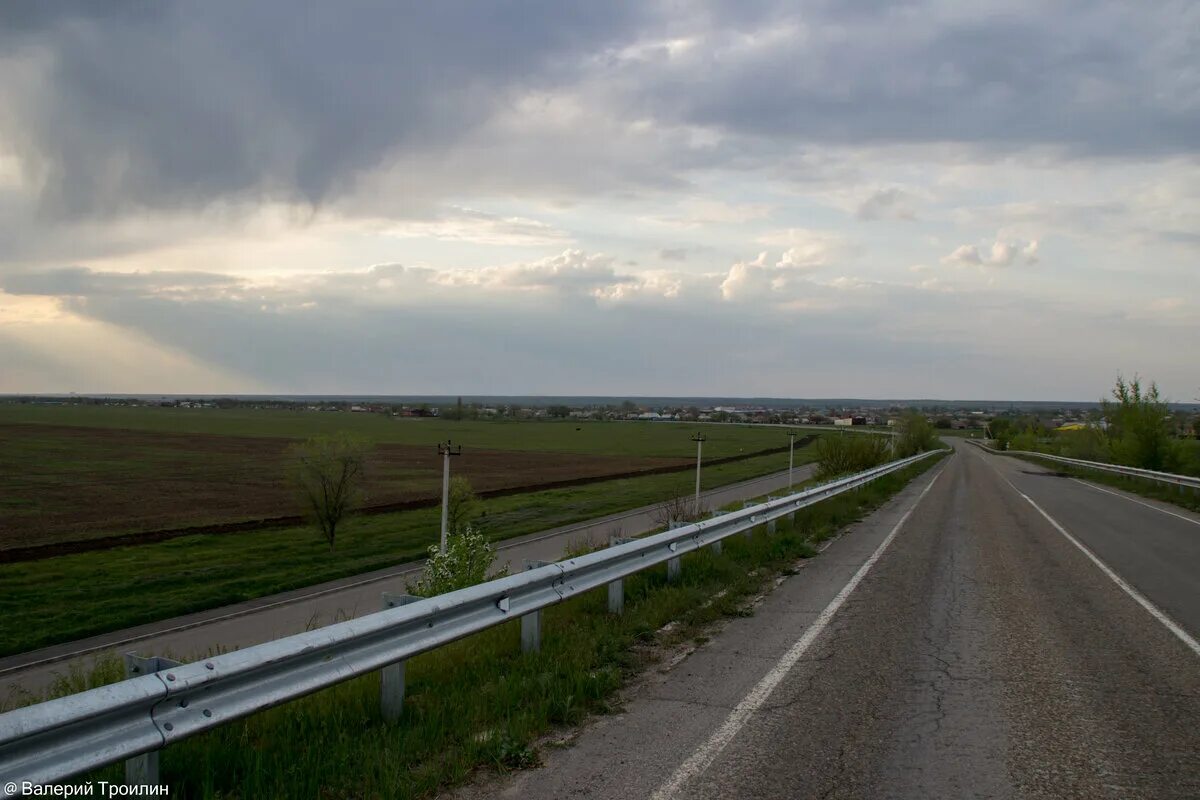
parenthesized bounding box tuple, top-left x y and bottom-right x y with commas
(0, 448, 814, 657)
(13, 452, 946, 799)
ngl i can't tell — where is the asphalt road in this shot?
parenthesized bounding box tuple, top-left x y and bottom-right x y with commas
(0, 463, 815, 697)
(463, 439, 1200, 799)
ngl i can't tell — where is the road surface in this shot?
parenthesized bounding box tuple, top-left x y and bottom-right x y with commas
(461, 439, 1200, 799)
(0, 463, 815, 697)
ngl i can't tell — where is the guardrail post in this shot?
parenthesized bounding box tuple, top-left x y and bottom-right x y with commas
(123, 653, 181, 785)
(608, 538, 633, 613)
(707, 513, 723, 556)
(666, 547, 681, 583)
(666, 522, 684, 581)
(380, 593, 421, 721)
(522, 561, 552, 652)
(766, 496, 780, 533)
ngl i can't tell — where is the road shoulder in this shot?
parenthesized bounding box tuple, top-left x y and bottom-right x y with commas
(452, 458, 949, 800)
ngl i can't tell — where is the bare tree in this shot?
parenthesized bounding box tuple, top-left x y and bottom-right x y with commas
(290, 434, 367, 550)
(651, 495, 707, 528)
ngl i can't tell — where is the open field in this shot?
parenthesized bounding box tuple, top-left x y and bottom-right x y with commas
(11, 455, 945, 800)
(0, 424, 696, 552)
(0, 446, 820, 657)
(0, 407, 802, 554)
(0, 404, 788, 455)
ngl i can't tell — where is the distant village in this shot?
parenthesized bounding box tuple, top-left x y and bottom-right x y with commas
(10, 394, 1197, 436)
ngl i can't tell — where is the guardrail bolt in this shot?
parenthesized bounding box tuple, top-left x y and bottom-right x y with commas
(380, 593, 421, 721)
(123, 653, 182, 786)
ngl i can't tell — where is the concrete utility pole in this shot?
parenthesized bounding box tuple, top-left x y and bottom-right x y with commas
(437, 440, 462, 554)
(691, 433, 706, 516)
(787, 430, 798, 490)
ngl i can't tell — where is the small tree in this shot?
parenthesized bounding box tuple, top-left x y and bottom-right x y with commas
(987, 418, 1013, 449)
(1103, 375, 1180, 471)
(1059, 426, 1109, 461)
(446, 475, 481, 536)
(290, 434, 366, 550)
(894, 410, 937, 457)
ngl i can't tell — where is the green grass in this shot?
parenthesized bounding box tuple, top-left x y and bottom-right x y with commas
(1181, 439, 1200, 475)
(17, 453, 945, 799)
(0, 448, 819, 657)
(0, 404, 789, 458)
(1011, 452, 1200, 514)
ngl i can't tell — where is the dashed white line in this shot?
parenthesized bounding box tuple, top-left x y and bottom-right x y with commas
(1001, 476, 1200, 658)
(649, 461, 950, 800)
(1068, 478, 1200, 528)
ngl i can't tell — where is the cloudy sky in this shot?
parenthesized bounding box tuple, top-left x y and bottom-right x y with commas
(0, 1, 1196, 400)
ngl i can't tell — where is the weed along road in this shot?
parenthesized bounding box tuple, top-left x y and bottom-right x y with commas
(0, 463, 815, 697)
(461, 439, 1200, 799)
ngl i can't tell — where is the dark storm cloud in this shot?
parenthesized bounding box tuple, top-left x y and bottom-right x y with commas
(623, 1, 1199, 158)
(1, 1, 1194, 228)
(0, 1, 649, 218)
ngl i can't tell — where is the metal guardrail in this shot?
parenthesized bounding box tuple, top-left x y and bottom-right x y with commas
(0, 449, 943, 796)
(969, 440, 1200, 491)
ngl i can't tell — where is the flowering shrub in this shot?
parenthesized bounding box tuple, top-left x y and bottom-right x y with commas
(408, 525, 507, 597)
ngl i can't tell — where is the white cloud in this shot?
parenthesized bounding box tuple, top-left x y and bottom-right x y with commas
(719, 252, 771, 301)
(759, 228, 853, 271)
(942, 237, 1040, 268)
(431, 250, 628, 294)
(718, 239, 858, 302)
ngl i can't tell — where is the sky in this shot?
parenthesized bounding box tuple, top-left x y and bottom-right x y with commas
(0, 1, 1196, 401)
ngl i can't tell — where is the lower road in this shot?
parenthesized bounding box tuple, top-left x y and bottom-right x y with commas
(0, 463, 814, 697)
(465, 439, 1200, 799)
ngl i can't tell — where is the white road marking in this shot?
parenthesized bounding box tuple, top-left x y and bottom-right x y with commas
(1069, 478, 1200, 528)
(1001, 476, 1200, 658)
(649, 462, 949, 800)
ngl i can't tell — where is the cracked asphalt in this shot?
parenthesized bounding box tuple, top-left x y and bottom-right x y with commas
(459, 441, 1200, 799)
